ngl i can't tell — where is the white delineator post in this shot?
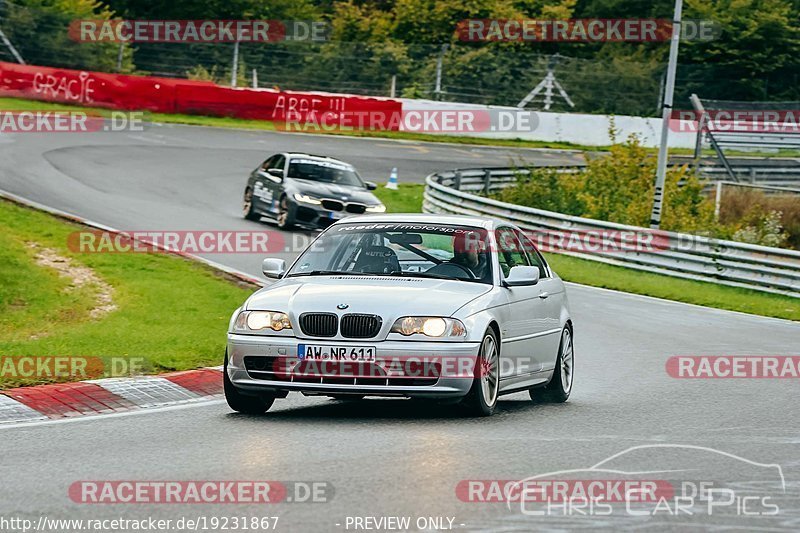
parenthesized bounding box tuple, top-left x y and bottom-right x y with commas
(386, 167, 399, 190)
(650, 0, 684, 229)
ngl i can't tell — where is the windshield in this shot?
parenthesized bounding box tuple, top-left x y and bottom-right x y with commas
(287, 158, 364, 187)
(287, 223, 493, 284)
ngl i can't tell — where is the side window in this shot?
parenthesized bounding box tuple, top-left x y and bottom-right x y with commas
(259, 156, 275, 171)
(496, 228, 530, 278)
(269, 155, 285, 171)
(514, 229, 548, 278)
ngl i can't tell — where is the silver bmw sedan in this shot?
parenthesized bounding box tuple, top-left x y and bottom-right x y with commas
(225, 214, 574, 416)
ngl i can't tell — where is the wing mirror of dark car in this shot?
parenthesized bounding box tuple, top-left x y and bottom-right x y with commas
(266, 168, 283, 180)
(503, 265, 540, 287)
(262, 258, 287, 279)
(364, 181, 378, 190)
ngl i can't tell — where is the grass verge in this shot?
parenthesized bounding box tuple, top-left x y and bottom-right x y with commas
(0, 198, 255, 388)
(546, 254, 798, 321)
(373, 184, 425, 213)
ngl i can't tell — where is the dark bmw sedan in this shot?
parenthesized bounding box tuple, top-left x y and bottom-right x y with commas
(242, 153, 386, 230)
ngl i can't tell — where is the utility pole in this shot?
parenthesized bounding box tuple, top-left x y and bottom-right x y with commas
(0, 25, 25, 64)
(649, 0, 683, 229)
(231, 41, 240, 87)
(434, 44, 448, 100)
(116, 42, 124, 72)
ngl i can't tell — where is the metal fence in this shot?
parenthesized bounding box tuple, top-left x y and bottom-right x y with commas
(423, 167, 800, 297)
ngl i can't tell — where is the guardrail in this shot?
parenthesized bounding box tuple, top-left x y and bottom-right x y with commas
(423, 168, 800, 297)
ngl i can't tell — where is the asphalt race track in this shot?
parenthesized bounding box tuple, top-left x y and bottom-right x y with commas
(1, 124, 798, 532)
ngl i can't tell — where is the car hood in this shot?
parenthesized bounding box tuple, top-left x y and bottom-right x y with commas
(288, 179, 380, 204)
(246, 276, 491, 318)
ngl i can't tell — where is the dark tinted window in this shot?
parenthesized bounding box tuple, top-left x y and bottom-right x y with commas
(496, 228, 530, 278)
(287, 223, 492, 284)
(514, 229, 548, 277)
(287, 158, 363, 187)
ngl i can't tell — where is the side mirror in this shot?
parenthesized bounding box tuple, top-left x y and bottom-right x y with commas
(262, 258, 287, 279)
(364, 181, 378, 191)
(503, 265, 540, 287)
(266, 168, 283, 180)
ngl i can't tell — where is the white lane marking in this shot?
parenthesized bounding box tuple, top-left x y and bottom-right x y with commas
(0, 394, 48, 424)
(92, 376, 201, 408)
(125, 134, 168, 145)
(0, 399, 226, 430)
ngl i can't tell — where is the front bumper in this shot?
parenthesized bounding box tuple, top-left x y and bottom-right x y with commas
(227, 334, 480, 398)
(293, 201, 382, 229)
(294, 203, 349, 228)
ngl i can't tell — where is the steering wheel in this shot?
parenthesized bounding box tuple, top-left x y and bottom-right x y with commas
(425, 262, 477, 279)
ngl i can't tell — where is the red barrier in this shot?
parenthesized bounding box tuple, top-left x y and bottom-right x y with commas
(0, 61, 401, 128)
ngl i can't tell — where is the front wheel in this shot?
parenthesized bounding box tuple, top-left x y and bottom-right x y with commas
(224, 352, 274, 414)
(531, 325, 573, 403)
(276, 196, 295, 230)
(460, 329, 500, 416)
(243, 188, 260, 221)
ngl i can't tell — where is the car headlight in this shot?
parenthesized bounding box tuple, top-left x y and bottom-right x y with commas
(294, 193, 322, 205)
(366, 203, 386, 213)
(233, 311, 292, 332)
(390, 317, 467, 338)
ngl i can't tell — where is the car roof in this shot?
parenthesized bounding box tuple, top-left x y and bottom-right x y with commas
(282, 153, 353, 166)
(334, 213, 508, 230)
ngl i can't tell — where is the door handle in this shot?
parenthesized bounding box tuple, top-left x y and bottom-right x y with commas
(538, 292, 550, 299)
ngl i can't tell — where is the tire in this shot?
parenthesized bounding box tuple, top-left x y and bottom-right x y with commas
(276, 196, 295, 230)
(224, 352, 275, 414)
(243, 188, 260, 221)
(531, 325, 573, 403)
(460, 329, 500, 417)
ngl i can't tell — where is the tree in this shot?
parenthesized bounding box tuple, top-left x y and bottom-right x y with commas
(1, 0, 133, 72)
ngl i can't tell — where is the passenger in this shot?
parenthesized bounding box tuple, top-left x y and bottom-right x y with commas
(451, 231, 489, 280)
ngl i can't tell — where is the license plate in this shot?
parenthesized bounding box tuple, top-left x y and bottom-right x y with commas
(298, 344, 376, 362)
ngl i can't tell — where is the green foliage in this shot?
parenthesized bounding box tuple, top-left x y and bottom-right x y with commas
(7, 0, 798, 109)
(732, 210, 788, 248)
(1, 0, 134, 72)
(497, 135, 717, 234)
(679, 0, 800, 101)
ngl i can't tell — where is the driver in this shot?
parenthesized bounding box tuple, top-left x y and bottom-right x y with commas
(450, 231, 489, 280)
